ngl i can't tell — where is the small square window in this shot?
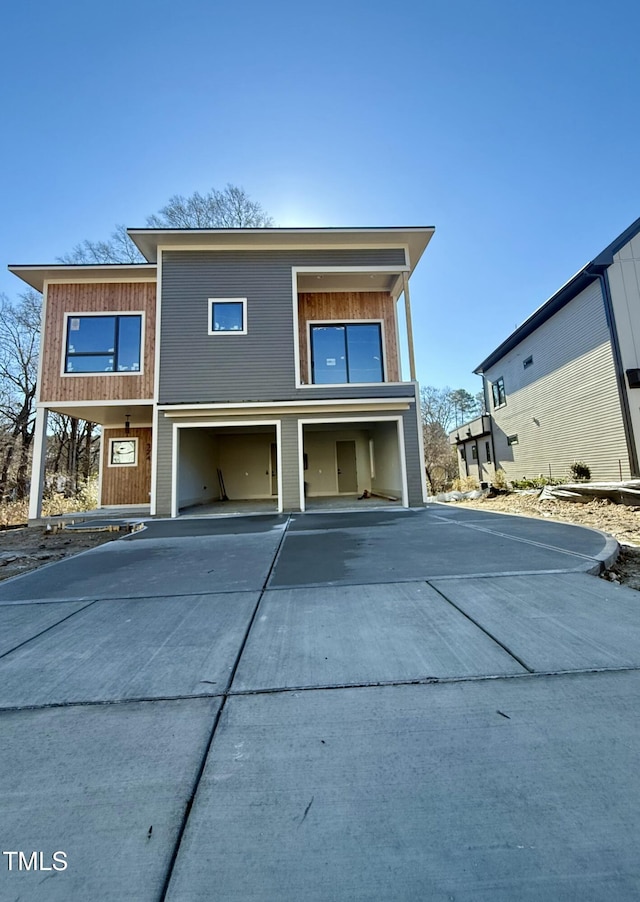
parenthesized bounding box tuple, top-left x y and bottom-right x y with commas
(507, 434, 519, 446)
(208, 298, 247, 335)
(109, 437, 138, 467)
(523, 356, 533, 369)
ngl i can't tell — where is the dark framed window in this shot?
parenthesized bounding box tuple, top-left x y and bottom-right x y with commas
(491, 376, 506, 408)
(507, 434, 519, 446)
(65, 315, 142, 374)
(471, 445, 478, 460)
(208, 298, 247, 334)
(310, 323, 383, 384)
(523, 355, 533, 369)
(485, 441, 491, 462)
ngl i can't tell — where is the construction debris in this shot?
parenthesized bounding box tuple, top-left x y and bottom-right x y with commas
(539, 480, 640, 506)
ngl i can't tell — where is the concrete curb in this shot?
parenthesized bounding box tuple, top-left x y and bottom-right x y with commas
(435, 501, 621, 576)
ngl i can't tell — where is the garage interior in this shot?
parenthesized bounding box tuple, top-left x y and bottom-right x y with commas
(177, 424, 279, 514)
(302, 421, 404, 506)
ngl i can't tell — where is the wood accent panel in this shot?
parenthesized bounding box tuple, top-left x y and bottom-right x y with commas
(298, 292, 400, 384)
(40, 282, 156, 403)
(101, 427, 152, 505)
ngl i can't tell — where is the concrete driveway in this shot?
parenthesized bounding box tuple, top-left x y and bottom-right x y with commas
(1, 505, 639, 900)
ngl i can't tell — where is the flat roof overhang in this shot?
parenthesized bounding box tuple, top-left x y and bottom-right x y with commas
(7, 264, 157, 293)
(126, 226, 435, 271)
(39, 402, 153, 428)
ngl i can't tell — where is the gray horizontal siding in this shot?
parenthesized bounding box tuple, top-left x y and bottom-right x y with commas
(485, 279, 630, 482)
(159, 249, 407, 404)
(402, 406, 424, 505)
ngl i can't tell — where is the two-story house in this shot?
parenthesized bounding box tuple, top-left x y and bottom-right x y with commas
(11, 227, 434, 520)
(451, 216, 640, 484)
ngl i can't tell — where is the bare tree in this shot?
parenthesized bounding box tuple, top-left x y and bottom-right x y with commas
(0, 291, 40, 500)
(58, 184, 273, 264)
(47, 414, 99, 495)
(146, 183, 273, 229)
(58, 224, 145, 265)
(420, 386, 459, 493)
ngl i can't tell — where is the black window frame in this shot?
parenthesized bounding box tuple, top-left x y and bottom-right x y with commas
(507, 434, 519, 446)
(64, 314, 142, 375)
(208, 298, 247, 334)
(523, 355, 533, 369)
(492, 376, 506, 408)
(309, 322, 384, 385)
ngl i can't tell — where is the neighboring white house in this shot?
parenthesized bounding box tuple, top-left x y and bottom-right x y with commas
(452, 217, 640, 484)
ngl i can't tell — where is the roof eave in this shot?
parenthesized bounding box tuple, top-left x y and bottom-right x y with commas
(126, 226, 435, 270)
(7, 263, 157, 293)
(474, 216, 640, 375)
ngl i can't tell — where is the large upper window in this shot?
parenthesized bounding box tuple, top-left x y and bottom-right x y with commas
(208, 298, 247, 334)
(491, 376, 506, 408)
(310, 323, 384, 384)
(65, 315, 142, 374)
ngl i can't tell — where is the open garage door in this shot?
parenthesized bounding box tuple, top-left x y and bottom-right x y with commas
(176, 423, 280, 516)
(301, 419, 406, 510)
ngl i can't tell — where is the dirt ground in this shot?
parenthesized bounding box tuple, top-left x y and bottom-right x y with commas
(1, 495, 639, 589)
(456, 493, 640, 590)
(0, 527, 121, 583)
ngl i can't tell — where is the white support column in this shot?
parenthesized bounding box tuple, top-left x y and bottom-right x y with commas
(28, 407, 48, 521)
(402, 272, 417, 382)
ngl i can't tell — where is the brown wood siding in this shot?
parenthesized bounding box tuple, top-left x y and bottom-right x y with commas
(40, 282, 156, 403)
(101, 427, 152, 505)
(298, 292, 399, 384)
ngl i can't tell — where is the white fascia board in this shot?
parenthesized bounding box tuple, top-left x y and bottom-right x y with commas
(37, 400, 155, 408)
(157, 396, 415, 412)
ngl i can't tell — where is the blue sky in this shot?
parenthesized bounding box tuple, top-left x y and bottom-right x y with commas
(2, 0, 639, 395)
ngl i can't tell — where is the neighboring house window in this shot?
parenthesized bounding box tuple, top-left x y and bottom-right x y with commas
(208, 298, 247, 334)
(65, 315, 142, 373)
(485, 441, 491, 462)
(471, 445, 478, 459)
(507, 434, 519, 446)
(523, 355, 533, 369)
(310, 323, 383, 384)
(491, 376, 506, 408)
(109, 438, 138, 467)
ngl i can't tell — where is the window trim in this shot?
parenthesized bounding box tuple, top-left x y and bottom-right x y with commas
(61, 311, 145, 377)
(492, 376, 506, 409)
(108, 437, 139, 468)
(507, 433, 519, 446)
(208, 298, 248, 336)
(523, 355, 533, 369)
(306, 319, 387, 386)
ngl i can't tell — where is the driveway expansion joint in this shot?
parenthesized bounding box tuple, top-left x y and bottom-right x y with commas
(0, 598, 98, 662)
(158, 514, 292, 902)
(427, 579, 535, 673)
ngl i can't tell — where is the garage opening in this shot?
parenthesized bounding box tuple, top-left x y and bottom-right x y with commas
(302, 420, 405, 510)
(177, 424, 279, 515)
